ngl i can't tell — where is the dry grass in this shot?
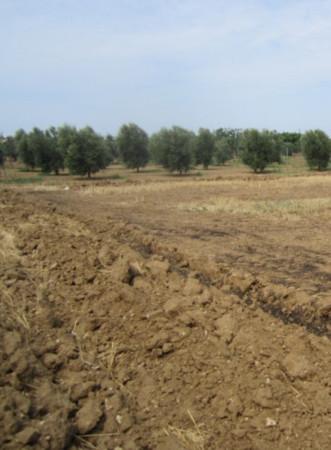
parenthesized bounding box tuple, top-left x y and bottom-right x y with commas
(71, 319, 96, 367)
(179, 196, 331, 218)
(0, 227, 20, 264)
(77, 173, 331, 219)
(75, 433, 119, 449)
(80, 179, 203, 196)
(0, 228, 30, 331)
(164, 410, 206, 450)
(99, 341, 118, 376)
(0, 283, 30, 331)
(72, 319, 118, 374)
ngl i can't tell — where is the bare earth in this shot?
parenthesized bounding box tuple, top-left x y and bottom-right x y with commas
(1, 163, 331, 449)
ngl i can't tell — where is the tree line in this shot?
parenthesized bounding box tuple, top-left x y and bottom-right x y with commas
(0, 124, 330, 176)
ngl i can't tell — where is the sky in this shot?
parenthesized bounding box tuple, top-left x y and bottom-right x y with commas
(1, 0, 331, 135)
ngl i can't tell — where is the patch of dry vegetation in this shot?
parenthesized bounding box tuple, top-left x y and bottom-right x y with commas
(179, 197, 331, 218)
(0, 227, 19, 264)
(164, 410, 206, 450)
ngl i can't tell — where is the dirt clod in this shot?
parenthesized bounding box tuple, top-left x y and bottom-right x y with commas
(282, 353, 315, 380)
(16, 427, 40, 445)
(75, 398, 104, 434)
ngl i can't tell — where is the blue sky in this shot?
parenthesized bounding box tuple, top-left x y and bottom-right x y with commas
(1, 0, 331, 135)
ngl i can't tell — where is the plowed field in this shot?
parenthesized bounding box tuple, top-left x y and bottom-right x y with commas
(1, 168, 331, 449)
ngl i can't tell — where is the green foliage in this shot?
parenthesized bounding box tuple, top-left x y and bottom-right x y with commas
(28, 128, 48, 171)
(28, 127, 62, 174)
(149, 128, 170, 166)
(104, 134, 118, 165)
(150, 126, 195, 174)
(280, 132, 301, 153)
(0, 176, 44, 185)
(17, 127, 63, 173)
(16, 129, 35, 169)
(240, 129, 282, 173)
(57, 125, 77, 158)
(270, 132, 285, 162)
(65, 127, 107, 178)
(2, 136, 18, 161)
(148, 132, 161, 164)
(215, 128, 241, 156)
(301, 130, 331, 171)
(117, 123, 149, 172)
(214, 138, 233, 165)
(44, 127, 65, 174)
(280, 132, 301, 144)
(0, 135, 4, 166)
(195, 128, 215, 169)
(277, 132, 302, 156)
(0, 145, 4, 167)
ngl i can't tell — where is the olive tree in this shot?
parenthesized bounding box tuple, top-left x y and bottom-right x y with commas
(65, 127, 107, 178)
(103, 134, 118, 165)
(117, 123, 149, 172)
(0, 144, 4, 168)
(150, 126, 195, 174)
(301, 130, 331, 171)
(27, 128, 60, 174)
(214, 137, 233, 165)
(240, 129, 281, 173)
(2, 136, 18, 161)
(16, 129, 36, 169)
(195, 128, 215, 169)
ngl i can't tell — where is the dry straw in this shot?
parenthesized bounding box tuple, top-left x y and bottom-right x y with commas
(164, 409, 206, 450)
(179, 197, 331, 218)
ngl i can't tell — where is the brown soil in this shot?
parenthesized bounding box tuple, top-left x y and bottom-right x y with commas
(1, 174, 331, 449)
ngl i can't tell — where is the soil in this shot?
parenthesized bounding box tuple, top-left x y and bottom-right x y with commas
(1, 173, 331, 450)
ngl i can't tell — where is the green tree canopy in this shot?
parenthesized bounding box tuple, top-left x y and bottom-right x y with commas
(117, 123, 149, 172)
(44, 127, 64, 174)
(27, 129, 45, 165)
(0, 143, 4, 168)
(150, 126, 195, 174)
(2, 136, 18, 161)
(195, 128, 215, 169)
(301, 130, 331, 171)
(28, 127, 61, 174)
(57, 125, 78, 158)
(214, 137, 233, 165)
(15, 129, 35, 169)
(104, 134, 118, 165)
(65, 127, 107, 178)
(149, 128, 171, 166)
(215, 128, 241, 157)
(240, 129, 281, 173)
